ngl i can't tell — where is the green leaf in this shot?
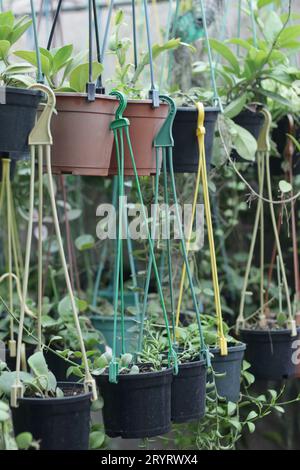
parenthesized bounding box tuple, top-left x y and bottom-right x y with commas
(264, 12, 283, 43)
(75, 234, 95, 251)
(89, 430, 105, 449)
(228, 402, 237, 416)
(247, 422, 256, 433)
(228, 120, 258, 161)
(52, 44, 73, 74)
(0, 371, 33, 396)
(224, 94, 248, 119)
(9, 19, 32, 45)
(14, 50, 50, 76)
(0, 40, 10, 59)
(0, 25, 13, 41)
(0, 409, 10, 421)
(58, 295, 88, 317)
(209, 38, 240, 75)
(28, 352, 49, 378)
(247, 411, 258, 421)
(69, 62, 103, 93)
(279, 180, 292, 193)
(0, 11, 14, 28)
(16, 432, 33, 449)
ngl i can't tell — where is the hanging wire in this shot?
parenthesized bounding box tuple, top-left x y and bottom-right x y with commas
(199, 0, 223, 111)
(101, 0, 115, 59)
(30, 0, 44, 83)
(92, 0, 105, 93)
(143, 0, 159, 106)
(159, 0, 173, 89)
(249, 0, 258, 47)
(132, 0, 138, 70)
(47, 0, 63, 49)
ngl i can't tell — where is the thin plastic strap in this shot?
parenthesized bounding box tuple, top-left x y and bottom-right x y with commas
(47, 0, 63, 49)
(101, 0, 115, 59)
(143, 0, 159, 106)
(132, 0, 138, 70)
(93, 0, 105, 93)
(199, 0, 222, 111)
(249, 0, 258, 48)
(30, 0, 43, 83)
(37, 145, 43, 351)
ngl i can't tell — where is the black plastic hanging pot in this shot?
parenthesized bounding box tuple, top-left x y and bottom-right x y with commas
(170, 107, 219, 173)
(96, 367, 173, 438)
(11, 382, 91, 450)
(171, 359, 206, 423)
(272, 115, 300, 176)
(210, 343, 246, 402)
(232, 108, 265, 161)
(0, 88, 42, 156)
(44, 349, 79, 382)
(240, 328, 300, 380)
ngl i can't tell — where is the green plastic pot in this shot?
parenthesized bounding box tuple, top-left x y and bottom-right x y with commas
(90, 316, 138, 356)
(98, 288, 138, 308)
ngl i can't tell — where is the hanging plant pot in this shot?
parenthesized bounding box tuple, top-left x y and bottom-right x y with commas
(98, 287, 138, 308)
(90, 316, 138, 356)
(0, 88, 41, 156)
(5, 343, 35, 372)
(240, 328, 300, 380)
(272, 115, 300, 175)
(49, 93, 118, 175)
(171, 358, 206, 423)
(96, 367, 173, 438)
(109, 100, 168, 176)
(11, 382, 91, 450)
(169, 107, 219, 173)
(210, 343, 246, 402)
(232, 107, 265, 161)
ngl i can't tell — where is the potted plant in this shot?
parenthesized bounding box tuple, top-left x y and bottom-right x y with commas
(168, 89, 220, 172)
(92, 350, 173, 439)
(14, 45, 118, 176)
(107, 11, 181, 176)
(40, 295, 102, 381)
(0, 351, 91, 450)
(177, 317, 246, 403)
(206, 8, 300, 162)
(0, 11, 41, 158)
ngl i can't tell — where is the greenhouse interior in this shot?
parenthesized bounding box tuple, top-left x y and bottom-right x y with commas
(0, 0, 300, 454)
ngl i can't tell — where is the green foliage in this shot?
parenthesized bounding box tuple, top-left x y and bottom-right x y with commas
(14, 46, 102, 92)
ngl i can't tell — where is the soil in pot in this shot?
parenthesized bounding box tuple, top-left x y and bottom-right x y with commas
(109, 100, 168, 176)
(171, 358, 206, 423)
(49, 93, 118, 176)
(96, 365, 173, 438)
(90, 316, 138, 356)
(0, 88, 41, 155)
(210, 343, 246, 402)
(232, 107, 265, 161)
(170, 107, 219, 173)
(11, 382, 91, 450)
(240, 327, 300, 381)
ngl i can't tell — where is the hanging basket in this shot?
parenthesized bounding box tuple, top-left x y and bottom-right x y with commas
(210, 343, 246, 402)
(170, 107, 219, 173)
(96, 367, 173, 438)
(11, 382, 91, 450)
(240, 328, 300, 380)
(90, 315, 138, 356)
(171, 358, 206, 423)
(109, 100, 169, 176)
(232, 107, 265, 161)
(0, 87, 41, 157)
(49, 93, 118, 175)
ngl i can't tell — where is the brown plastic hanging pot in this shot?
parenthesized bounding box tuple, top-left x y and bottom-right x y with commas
(49, 93, 119, 176)
(109, 99, 168, 176)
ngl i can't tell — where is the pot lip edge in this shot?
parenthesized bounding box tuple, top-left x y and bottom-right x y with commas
(239, 327, 300, 336)
(14, 381, 92, 404)
(210, 342, 246, 354)
(54, 92, 168, 106)
(2, 86, 42, 97)
(177, 106, 220, 113)
(96, 366, 173, 381)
